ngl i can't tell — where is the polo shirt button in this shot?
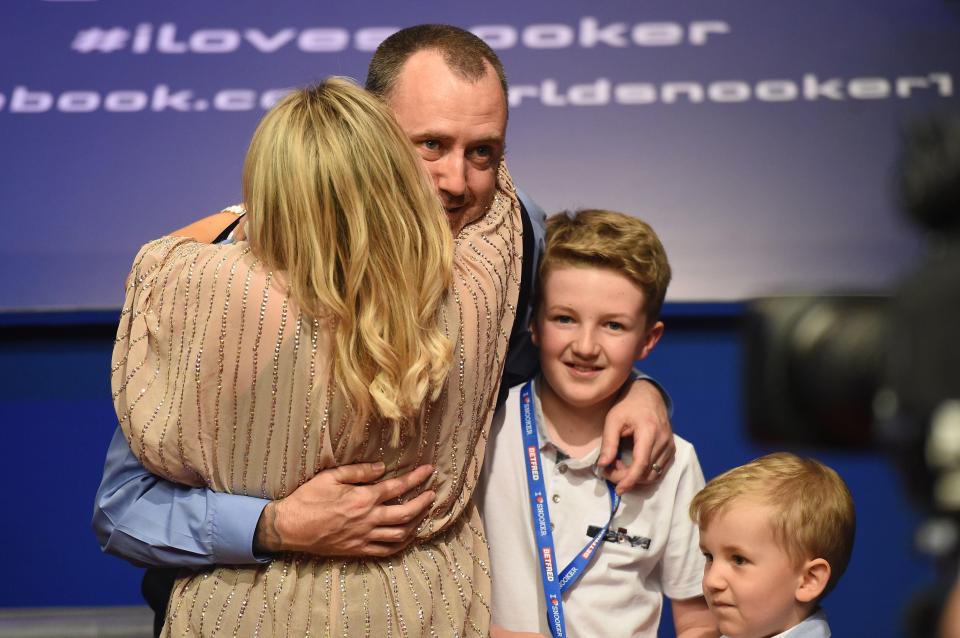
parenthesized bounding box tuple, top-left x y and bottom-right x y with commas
(557, 464, 567, 474)
(552, 494, 560, 503)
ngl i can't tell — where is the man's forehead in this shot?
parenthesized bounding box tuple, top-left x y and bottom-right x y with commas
(386, 50, 507, 139)
(391, 49, 503, 97)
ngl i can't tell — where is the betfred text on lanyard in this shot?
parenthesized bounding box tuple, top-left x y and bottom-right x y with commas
(519, 381, 621, 638)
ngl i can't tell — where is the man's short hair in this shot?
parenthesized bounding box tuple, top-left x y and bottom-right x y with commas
(366, 24, 508, 103)
(689, 452, 856, 598)
(540, 209, 671, 324)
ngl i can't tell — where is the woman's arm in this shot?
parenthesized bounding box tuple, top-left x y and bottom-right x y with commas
(171, 211, 244, 243)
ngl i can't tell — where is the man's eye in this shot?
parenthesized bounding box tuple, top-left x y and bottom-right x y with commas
(606, 321, 624, 331)
(470, 145, 497, 165)
(422, 140, 440, 151)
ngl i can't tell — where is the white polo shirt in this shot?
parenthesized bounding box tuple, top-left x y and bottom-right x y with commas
(477, 379, 706, 637)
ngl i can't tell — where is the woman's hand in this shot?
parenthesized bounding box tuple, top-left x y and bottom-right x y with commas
(232, 215, 247, 241)
(171, 211, 244, 243)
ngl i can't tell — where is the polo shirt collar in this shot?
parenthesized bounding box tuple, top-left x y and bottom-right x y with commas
(531, 376, 606, 478)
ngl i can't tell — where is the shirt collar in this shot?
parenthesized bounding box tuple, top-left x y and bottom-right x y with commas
(530, 377, 606, 477)
(722, 610, 829, 638)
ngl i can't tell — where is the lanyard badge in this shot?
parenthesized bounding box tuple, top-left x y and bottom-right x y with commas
(519, 381, 621, 638)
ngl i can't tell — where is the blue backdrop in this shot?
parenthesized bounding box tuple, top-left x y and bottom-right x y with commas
(1, 0, 958, 308)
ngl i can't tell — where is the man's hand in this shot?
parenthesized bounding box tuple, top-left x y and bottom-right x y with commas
(598, 379, 675, 494)
(254, 462, 436, 558)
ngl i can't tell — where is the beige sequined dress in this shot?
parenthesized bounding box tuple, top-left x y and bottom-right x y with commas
(112, 165, 522, 637)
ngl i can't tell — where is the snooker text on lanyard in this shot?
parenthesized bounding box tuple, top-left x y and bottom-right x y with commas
(520, 381, 621, 638)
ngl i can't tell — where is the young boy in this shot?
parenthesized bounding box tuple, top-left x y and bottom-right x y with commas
(689, 453, 856, 638)
(478, 209, 716, 638)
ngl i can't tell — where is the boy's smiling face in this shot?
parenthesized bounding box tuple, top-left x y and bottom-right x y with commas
(699, 498, 809, 638)
(532, 265, 662, 413)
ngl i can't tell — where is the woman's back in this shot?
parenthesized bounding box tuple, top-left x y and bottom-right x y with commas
(113, 157, 521, 634)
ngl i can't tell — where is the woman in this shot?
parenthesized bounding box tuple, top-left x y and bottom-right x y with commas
(112, 78, 521, 635)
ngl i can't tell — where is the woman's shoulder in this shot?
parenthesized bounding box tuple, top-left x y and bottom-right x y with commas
(127, 236, 262, 301)
(137, 235, 252, 266)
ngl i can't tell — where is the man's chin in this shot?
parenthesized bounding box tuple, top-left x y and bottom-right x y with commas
(445, 207, 482, 235)
(445, 214, 463, 235)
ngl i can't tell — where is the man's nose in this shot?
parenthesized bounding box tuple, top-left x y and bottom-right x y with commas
(435, 153, 467, 198)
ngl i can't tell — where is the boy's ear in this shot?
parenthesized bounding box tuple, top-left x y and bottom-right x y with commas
(795, 558, 831, 604)
(635, 321, 664, 360)
(529, 318, 540, 347)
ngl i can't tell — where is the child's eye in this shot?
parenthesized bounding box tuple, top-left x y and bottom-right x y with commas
(553, 315, 573, 324)
(702, 552, 713, 563)
(732, 554, 747, 566)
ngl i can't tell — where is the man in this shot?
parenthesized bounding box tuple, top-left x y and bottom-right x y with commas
(93, 24, 674, 634)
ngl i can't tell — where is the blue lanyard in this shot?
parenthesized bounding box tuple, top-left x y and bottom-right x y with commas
(519, 381, 621, 638)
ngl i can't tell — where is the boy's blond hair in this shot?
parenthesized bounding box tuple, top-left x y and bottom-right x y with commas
(541, 209, 671, 323)
(690, 452, 856, 597)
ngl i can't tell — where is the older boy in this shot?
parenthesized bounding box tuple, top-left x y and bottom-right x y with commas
(690, 453, 856, 638)
(478, 210, 716, 637)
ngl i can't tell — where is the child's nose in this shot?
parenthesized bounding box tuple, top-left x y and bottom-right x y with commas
(572, 329, 599, 356)
(703, 564, 725, 592)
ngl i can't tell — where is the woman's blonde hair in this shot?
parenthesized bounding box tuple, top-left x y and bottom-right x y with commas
(243, 77, 452, 437)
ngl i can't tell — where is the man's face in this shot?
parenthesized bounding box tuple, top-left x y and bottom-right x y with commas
(386, 50, 507, 236)
(699, 498, 807, 638)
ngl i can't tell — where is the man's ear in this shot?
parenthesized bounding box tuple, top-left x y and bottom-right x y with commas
(795, 558, 831, 604)
(635, 321, 664, 360)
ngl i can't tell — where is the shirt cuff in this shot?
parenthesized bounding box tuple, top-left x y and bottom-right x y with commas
(209, 492, 270, 564)
(631, 368, 674, 418)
